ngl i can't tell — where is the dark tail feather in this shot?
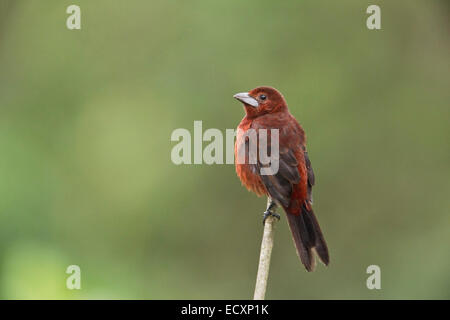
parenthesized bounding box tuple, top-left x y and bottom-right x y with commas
(286, 205, 329, 271)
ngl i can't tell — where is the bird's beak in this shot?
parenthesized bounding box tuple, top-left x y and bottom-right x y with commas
(233, 92, 259, 107)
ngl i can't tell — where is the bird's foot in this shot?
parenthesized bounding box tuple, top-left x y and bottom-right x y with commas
(263, 210, 280, 225)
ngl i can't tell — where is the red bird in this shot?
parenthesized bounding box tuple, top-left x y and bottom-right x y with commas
(233, 86, 329, 271)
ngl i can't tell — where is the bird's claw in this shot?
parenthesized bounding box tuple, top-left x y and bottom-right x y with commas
(263, 211, 280, 225)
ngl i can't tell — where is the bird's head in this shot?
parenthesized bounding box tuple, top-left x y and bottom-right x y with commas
(233, 86, 287, 118)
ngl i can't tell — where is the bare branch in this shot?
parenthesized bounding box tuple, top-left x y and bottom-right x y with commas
(253, 215, 277, 300)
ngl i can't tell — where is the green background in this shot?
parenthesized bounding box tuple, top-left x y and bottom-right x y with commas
(0, 0, 448, 299)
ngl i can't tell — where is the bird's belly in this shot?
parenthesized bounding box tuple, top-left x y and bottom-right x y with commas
(235, 163, 267, 196)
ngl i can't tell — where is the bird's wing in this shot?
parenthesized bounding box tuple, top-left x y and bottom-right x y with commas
(303, 146, 315, 204)
(249, 118, 304, 207)
(257, 146, 301, 208)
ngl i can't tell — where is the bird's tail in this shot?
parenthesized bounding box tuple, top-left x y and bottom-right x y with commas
(286, 204, 329, 271)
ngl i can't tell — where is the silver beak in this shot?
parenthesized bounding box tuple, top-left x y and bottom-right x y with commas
(233, 92, 259, 107)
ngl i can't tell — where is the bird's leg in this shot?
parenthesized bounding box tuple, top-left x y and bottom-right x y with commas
(263, 198, 280, 225)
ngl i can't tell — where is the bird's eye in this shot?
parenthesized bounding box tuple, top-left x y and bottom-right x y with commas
(259, 95, 267, 101)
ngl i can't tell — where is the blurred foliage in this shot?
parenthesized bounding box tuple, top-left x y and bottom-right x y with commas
(0, 0, 449, 299)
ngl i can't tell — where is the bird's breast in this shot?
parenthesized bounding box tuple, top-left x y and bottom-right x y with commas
(234, 121, 267, 196)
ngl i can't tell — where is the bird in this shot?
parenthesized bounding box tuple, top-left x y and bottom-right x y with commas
(233, 86, 329, 271)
